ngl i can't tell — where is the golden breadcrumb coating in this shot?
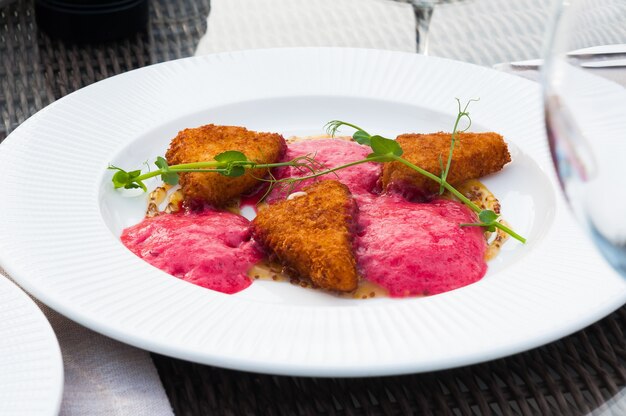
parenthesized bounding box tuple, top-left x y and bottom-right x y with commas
(382, 132, 511, 196)
(165, 124, 286, 207)
(251, 180, 359, 292)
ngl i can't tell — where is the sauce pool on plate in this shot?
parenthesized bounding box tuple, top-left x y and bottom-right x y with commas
(266, 138, 381, 203)
(356, 194, 487, 297)
(120, 140, 503, 298)
(121, 209, 262, 294)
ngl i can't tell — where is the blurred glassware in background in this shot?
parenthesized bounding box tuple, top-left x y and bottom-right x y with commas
(396, 0, 438, 54)
(396, 0, 474, 55)
(34, 0, 149, 42)
(543, 0, 626, 276)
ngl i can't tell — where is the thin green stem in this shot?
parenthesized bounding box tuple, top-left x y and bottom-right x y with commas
(394, 156, 525, 243)
(133, 170, 166, 182)
(326, 120, 370, 137)
(494, 222, 526, 243)
(338, 122, 370, 135)
(133, 159, 313, 183)
(394, 157, 482, 213)
(440, 111, 463, 193)
(262, 156, 388, 184)
(167, 161, 221, 170)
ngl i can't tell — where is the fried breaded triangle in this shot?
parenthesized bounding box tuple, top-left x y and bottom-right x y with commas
(251, 180, 359, 292)
(165, 124, 286, 207)
(382, 132, 511, 197)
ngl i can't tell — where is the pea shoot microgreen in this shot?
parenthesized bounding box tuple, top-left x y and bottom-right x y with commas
(108, 99, 525, 244)
(109, 165, 147, 191)
(324, 100, 526, 244)
(439, 98, 479, 194)
(108, 152, 322, 193)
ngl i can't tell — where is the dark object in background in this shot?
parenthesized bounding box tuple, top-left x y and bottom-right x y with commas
(35, 0, 149, 42)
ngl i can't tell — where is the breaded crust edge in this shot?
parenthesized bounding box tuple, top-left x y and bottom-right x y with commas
(251, 180, 359, 292)
(382, 131, 511, 197)
(165, 124, 286, 208)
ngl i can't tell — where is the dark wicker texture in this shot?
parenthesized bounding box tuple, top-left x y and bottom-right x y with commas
(1, 0, 209, 140)
(1, 1, 625, 415)
(153, 306, 625, 415)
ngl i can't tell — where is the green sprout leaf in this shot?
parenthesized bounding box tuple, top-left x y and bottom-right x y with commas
(370, 135, 403, 157)
(353, 130, 372, 146)
(153, 156, 179, 185)
(161, 172, 179, 185)
(215, 151, 249, 177)
(109, 167, 129, 189)
(108, 165, 147, 191)
(126, 170, 146, 191)
(154, 156, 169, 170)
(214, 151, 248, 163)
(224, 166, 246, 177)
(460, 210, 499, 232)
(478, 209, 498, 224)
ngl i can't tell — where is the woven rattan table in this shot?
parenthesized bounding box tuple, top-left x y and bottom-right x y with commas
(2, 1, 625, 415)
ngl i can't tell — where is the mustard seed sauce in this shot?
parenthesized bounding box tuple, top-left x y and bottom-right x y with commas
(146, 184, 171, 217)
(248, 260, 388, 299)
(165, 189, 183, 214)
(146, 184, 183, 217)
(445, 179, 509, 261)
(144, 178, 508, 297)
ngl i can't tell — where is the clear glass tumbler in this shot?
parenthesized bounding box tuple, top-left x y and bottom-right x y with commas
(543, 0, 626, 275)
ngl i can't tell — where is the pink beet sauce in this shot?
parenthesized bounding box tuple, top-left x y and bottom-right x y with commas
(355, 194, 487, 297)
(121, 210, 262, 294)
(122, 139, 491, 298)
(265, 139, 381, 203)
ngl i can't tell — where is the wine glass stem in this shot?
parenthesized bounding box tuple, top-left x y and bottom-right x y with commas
(416, 5, 435, 55)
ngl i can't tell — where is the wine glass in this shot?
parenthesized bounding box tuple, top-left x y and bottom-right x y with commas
(400, 0, 469, 55)
(402, 0, 438, 54)
(543, 0, 626, 276)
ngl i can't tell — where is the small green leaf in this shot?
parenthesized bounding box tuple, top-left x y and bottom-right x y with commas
(353, 131, 372, 146)
(370, 135, 403, 157)
(128, 180, 147, 192)
(128, 170, 142, 179)
(366, 152, 396, 162)
(215, 151, 248, 177)
(161, 172, 179, 185)
(108, 165, 147, 191)
(478, 210, 499, 224)
(215, 150, 248, 163)
(154, 156, 169, 171)
(111, 170, 129, 189)
(227, 165, 245, 177)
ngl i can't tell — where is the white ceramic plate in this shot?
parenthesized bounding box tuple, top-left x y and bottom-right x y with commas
(0, 48, 624, 377)
(0, 275, 63, 415)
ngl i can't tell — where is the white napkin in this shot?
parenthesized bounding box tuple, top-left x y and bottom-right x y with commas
(0, 268, 173, 416)
(42, 304, 174, 416)
(195, 0, 417, 55)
